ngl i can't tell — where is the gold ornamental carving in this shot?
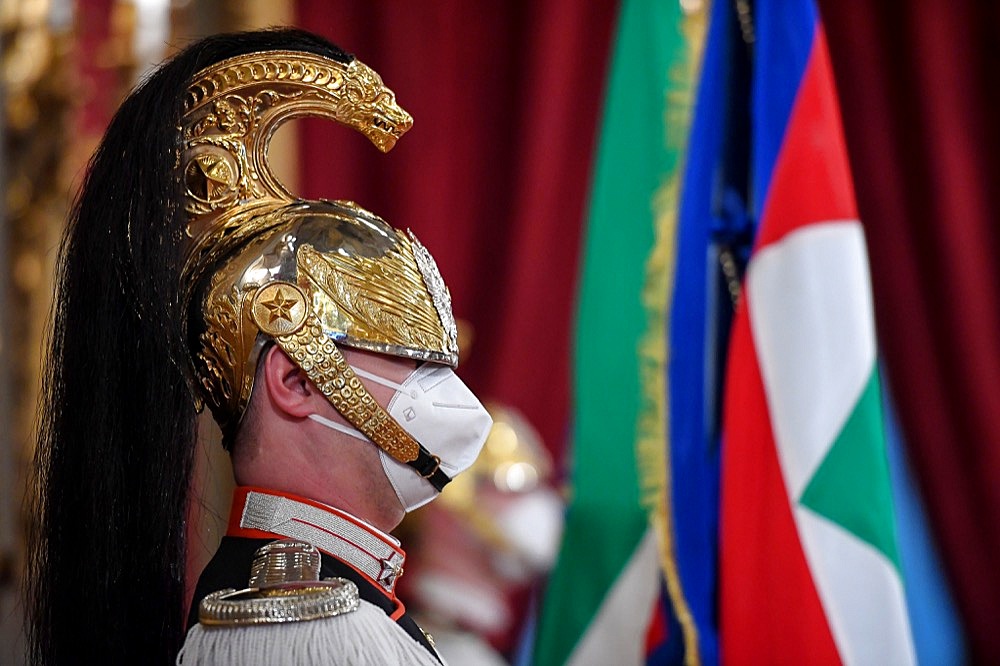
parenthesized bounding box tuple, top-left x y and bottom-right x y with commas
(181, 51, 414, 249)
(196, 256, 262, 417)
(297, 242, 449, 355)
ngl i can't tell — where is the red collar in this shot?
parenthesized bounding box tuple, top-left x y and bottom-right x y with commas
(227, 487, 407, 607)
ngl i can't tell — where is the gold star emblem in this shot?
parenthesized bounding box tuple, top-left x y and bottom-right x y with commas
(262, 288, 296, 324)
(184, 154, 235, 202)
(251, 282, 308, 336)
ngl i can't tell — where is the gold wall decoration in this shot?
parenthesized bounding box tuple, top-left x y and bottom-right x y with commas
(1, 2, 75, 663)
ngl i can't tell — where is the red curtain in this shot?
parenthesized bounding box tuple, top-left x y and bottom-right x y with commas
(820, 3, 1000, 660)
(294, 2, 619, 461)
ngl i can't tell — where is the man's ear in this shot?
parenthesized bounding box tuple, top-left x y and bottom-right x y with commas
(262, 345, 319, 419)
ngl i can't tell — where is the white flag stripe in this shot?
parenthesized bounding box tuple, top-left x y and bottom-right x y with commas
(748, 220, 914, 664)
(746, 221, 877, 498)
(567, 528, 661, 666)
(796, 507, 916, 666)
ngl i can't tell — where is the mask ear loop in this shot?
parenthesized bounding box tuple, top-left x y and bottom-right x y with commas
(306, 364, 411, 443)
(350, 366, 412, 395)
(307, 413, 369, 443)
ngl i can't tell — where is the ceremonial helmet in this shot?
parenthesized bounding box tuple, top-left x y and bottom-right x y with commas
(180, 48, 459, 484)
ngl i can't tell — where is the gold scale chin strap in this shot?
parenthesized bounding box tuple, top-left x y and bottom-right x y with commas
(252, 282, 450, 491)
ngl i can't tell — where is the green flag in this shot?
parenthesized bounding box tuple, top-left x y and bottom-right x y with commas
(534, 1, 694, 663)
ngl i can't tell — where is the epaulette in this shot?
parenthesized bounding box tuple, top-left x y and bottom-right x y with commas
(177, 539, 442, 665)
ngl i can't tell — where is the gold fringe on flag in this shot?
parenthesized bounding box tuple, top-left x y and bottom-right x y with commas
(636, 5, 707, 666)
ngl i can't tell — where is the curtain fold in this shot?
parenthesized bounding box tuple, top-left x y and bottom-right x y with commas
(819, 2, 1000, 660)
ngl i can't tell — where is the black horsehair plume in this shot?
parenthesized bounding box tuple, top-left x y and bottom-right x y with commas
(27, 29, 351, 664)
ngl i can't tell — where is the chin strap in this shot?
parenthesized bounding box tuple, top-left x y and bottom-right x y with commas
(274, 315, 453, 490)
(274, 316, 421, 462)
(408, 449, 449, 492)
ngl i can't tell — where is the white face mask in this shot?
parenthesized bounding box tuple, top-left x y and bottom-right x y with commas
(309, 363, 492, 512)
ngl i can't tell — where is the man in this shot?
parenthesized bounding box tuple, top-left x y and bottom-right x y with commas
(28, 28, 490, 665)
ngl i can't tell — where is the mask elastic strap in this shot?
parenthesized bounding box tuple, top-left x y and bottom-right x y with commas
(350, 366, 409, 393)
(308, 413, 369, 443)
(307, 413, 450, 491)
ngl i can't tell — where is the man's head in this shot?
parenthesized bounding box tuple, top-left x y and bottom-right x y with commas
(180, 45, 492, 526)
